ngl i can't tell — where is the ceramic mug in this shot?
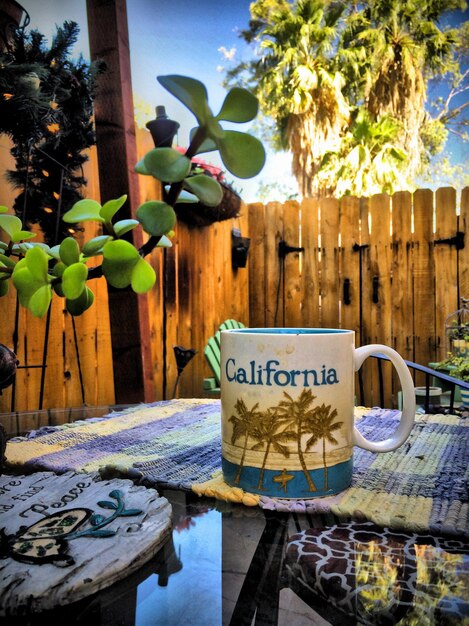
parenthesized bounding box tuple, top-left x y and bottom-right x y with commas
(220, 328, 415, 498)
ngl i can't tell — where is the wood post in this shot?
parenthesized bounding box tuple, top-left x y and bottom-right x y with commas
(86, 0, 154, 404)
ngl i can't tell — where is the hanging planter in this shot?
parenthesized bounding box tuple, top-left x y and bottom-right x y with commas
(171, 149, 242, 228)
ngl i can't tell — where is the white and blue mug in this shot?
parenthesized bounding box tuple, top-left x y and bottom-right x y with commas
(220, 328, 415, 498)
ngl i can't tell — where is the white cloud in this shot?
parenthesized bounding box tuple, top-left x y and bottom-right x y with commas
(218, 46, 236, 61)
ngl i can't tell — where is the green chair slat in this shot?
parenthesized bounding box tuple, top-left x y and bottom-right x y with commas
(204, 337, 222, 385)
(203, 377, 219, 392)
(203, 319, 245, 391)
(219, 319, 245, 331)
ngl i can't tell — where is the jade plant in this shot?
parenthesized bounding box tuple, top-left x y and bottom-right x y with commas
(433, 354, 469, 384)
(0, 75, 265, 317)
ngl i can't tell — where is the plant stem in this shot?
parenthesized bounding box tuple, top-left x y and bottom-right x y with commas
(82, 127, 209, 280)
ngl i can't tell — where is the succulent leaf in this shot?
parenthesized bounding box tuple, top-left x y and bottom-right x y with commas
(25, 246, 49, 281)
(157, 75, 210, 125)
(62, 263, 88, 299)
(28, 285, 52, 318)
(143, 148, 191, 183)
(136, 201, 176, 237)
(59, 237, 80, 266)
(83, 236, 112, 257)
(218, 130, 266, 178)
(102, 239, 140, 288)
(0, 254, 16, 269)
(131, 258, 156, 293)
(216, 87, 258, 123)
(100, 195, 128, 223)
(63, 199, 104, 223)
(134, 157, 150, 175)
(156, 235, 173, 248)
(0, 214, 22, 239)
(183, 175, 223, 207)
(113, 219, 139, 237)
(11, 230, 36, 244)
(66, 286, 95, 316)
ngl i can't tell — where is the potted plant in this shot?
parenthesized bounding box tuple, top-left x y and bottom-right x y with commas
(432, 354, 469, 406)
(0, 74, 265, 318)
(445, 298, 469, 357)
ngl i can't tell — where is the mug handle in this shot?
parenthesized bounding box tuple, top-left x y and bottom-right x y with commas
(353, 345, 415, 453)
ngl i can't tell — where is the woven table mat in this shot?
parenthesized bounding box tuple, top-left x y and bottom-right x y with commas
(5, 400, 468, 538)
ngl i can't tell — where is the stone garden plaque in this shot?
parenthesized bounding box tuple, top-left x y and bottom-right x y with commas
(0, 471, 172, 616)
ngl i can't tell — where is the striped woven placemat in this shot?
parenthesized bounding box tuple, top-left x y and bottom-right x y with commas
(5, 400, 468, 538)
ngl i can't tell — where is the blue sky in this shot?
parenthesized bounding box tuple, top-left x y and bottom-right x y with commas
(17, 1, 469, 201)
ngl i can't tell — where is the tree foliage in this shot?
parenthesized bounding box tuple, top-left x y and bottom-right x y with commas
(0, 21, 105, 241)
(225, 0, 468, 197)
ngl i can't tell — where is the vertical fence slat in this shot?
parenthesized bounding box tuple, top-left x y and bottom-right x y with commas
(0, 135, 17, 410)
(190, 224, 215, 398)
(64, 311, 87, 409)
(167, 244, 181, 399)
(359, 198, 374, 405)
(391, 191, 414, 403)
(339, 196, 361, 339)
(369, 194, 393, 406)
(300, 198, 320, 327)
(94, 276, 116, 406)
(265, 202, 284, 326)
(391, 191, 413, 361)
(459, 188, 469, 302)
(435, 188, 458, 359)
(0, 282, 19, 412)
(24, 310, 48, 411)
(248, 202, 266, 327)
(283, 200, 302, 327)
(320, 198, 340, 327)
(41, 301, 66, 411)
(73, 305, 100, 408)
(413, 189, 436, 383)
(186, 225, 202, 398)
(230, 208, 250, 324)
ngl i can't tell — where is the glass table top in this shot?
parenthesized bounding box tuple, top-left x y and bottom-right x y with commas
(6, 487, 468, 626)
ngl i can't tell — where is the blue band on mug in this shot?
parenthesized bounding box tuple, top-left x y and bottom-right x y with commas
(222, 456, 353, 498)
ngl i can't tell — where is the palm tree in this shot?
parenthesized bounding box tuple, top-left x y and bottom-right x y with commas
(227, 0, 350, 197)
(227, 0, 466, 197)
(250, 408, 296, 490)
(229, 398, 262, 484)
(306, 403, 343, 491)
(341, 0, 463, 182)
(276, 388, 318, 491)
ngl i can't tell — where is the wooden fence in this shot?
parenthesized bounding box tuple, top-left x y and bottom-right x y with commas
(247, 189, 468, 407)
(0, 129, 250, 420)
(1, 125, 467, 416)
(0, 136, 115, 420)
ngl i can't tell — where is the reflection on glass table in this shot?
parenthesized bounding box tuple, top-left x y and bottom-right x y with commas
(7, 488, 468, 626)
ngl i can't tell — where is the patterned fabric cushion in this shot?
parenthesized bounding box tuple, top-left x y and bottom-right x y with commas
(284, 521, 469, 625)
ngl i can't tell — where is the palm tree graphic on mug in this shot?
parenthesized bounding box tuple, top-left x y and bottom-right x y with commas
(228, 389, 343, 493)
(229, 398, 261, 484)
(304, 403, 342, 491)
(249, 408, 296, 490)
